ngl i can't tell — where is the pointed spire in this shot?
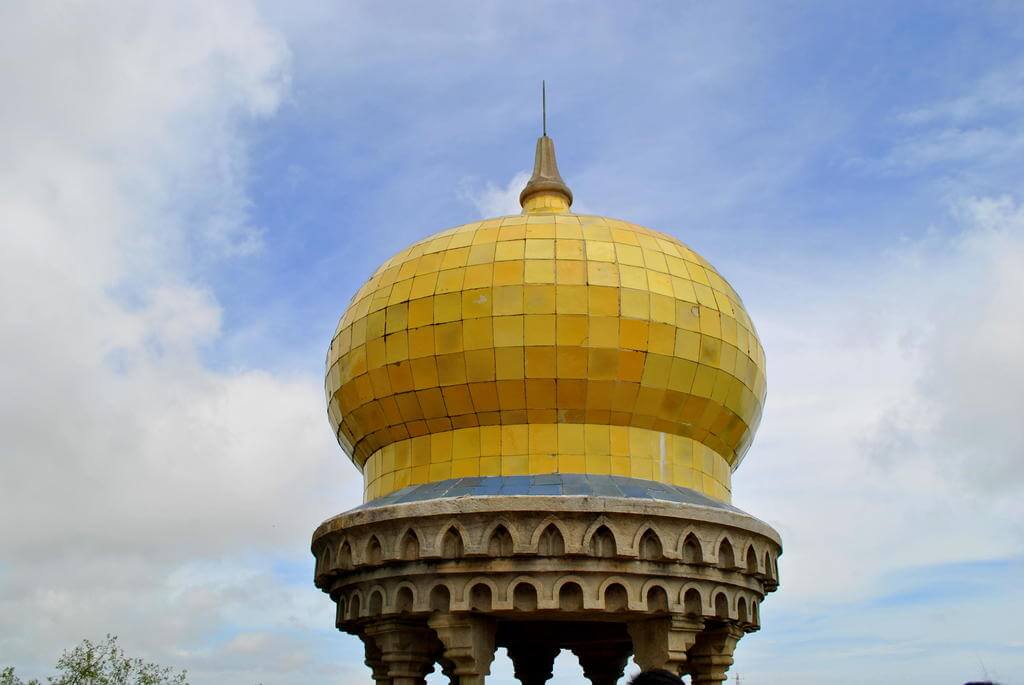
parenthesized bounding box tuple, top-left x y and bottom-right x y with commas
(519, 82, 573, 213)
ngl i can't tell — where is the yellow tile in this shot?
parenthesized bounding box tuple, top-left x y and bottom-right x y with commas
(588, 348, 618, 380)
(585, 240, 615, 261)
(495, 347, 525, 379)
(524, 259, 556, 284)
(615, 243, 644, 266)
(501, 454, 529, 475)
(556, 315, 588, 346)
(411, 436, 431, 466)
(631, 458, 654, 480)
(556, 285, 587, 314)
(409, 272, 438, 299)
(556, 238, 584, 260)
(610, 455, 631, 476)
(699, 307, 722, 337)
(524, 314, 556, 345)
(619, 264, 648, 290)
(589, 317, 619, 348)
(558, 453, 586, 473)
(408, 297, 434, 328)
(463, 263, 493, 289)
(480, 425, 501, 455)
(588, 286, 618, 316)
(435, 268, 465, 294)
(429, 462, 452, 481)
(385, 331, 409, 362)
(495, 240, 525, 261)
(407, 325, 434, 358)
(587, 261, 619, 287)
(493, 285, 524, 315)
(529, 424, 557, 452)
(451, 457, 480, 477)
(493, 260, 524, 285)
(620, 319, 649, 350)
(432, 292, 461, 323)
(585, 452, 611, 475)
(434, 321, 464, 353)
(440, 246, 470, 269)
(464, 348, 496, 382)
(462, 288, 492, 318)
(436, 352, 467, 385)
(557, 347, 588, 378)
(385, 303, 408, 333)
(462, 317, 494, 350)
(430, 431, 453, 462)
(524, 284, 556, 313)
(525, 238, 555, 259)
(479, 455, 501, 476)
(558, 423, 585, 454)
(529, 453, 557, 473)
(407, 464, 428, 485)
(493, 315, 524, 347)
(556, 259, 586, 284)
(620, 290, 649, 319)
(525, 347, 556, 377)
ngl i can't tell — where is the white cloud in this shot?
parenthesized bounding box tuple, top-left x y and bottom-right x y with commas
(458, 171, 530, 218)
(732, 194, 1024, 681)
(0, 3, 359, 682)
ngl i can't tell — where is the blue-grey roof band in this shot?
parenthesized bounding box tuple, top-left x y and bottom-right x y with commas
(354, 474, 742, 513)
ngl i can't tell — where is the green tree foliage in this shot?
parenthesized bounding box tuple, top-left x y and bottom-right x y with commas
(2, 636, 187, 685)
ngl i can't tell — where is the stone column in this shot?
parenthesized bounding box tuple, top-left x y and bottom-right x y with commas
(628, 616, 704, 676)
(354, 630, 391, 685)
(506, 642, 559, 685)
(688, 625, 744, 684)
(428, 613, 497, 685)
(364, 619, 438, 685)
(572, 642, 632, 685)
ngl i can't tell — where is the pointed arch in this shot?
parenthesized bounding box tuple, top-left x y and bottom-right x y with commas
(338, 540, 353, 569)
(529, 516, 572, 554)
(588, 524, 617, 558)
(716, 536, 736, 569)
(636, 526, 665, 561)
(680, 532, 704, 564)
(480, 517, 522, 554)
(487, 524, 514, 557)
(365, 535, 384, 565)
(434, 520, 469, 558)
(745, 544, 759, 574)
(348, 590, 362, 620)
(582, 517, 621, 556)
(398, 528, 421, 560)
(737, 595, 749, 623)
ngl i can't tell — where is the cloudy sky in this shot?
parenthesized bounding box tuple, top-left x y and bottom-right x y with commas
(1, 2, 1023, 684)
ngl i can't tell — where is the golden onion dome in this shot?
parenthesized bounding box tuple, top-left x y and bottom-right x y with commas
(325, 135, 766, 504)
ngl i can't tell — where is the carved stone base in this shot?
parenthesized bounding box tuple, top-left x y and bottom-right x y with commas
(313, 494, 780, 683)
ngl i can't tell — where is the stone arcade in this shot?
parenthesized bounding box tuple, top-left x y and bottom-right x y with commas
(313, 130, 781, 684)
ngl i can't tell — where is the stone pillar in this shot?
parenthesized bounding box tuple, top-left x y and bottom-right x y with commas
(506, 642, 559, 685)
(572, 642, 632, 685)
(364, 620, 438, 685)
(354, 630, 391, 685)
(428, 613, 497, 685)
(628, 616, 704, 676)
(688, 625, 744, 684)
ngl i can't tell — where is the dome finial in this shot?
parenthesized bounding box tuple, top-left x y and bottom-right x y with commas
(519, 81, 573, 213)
